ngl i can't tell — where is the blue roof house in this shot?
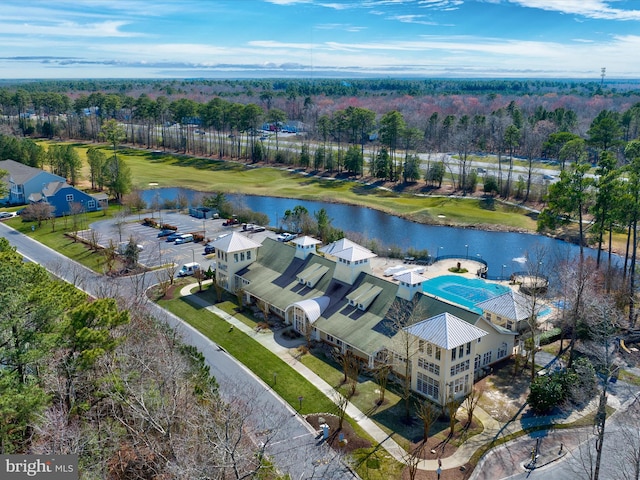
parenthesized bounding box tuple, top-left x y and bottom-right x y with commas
(28, 181, 106, 217)
(0, 159, 66, 205)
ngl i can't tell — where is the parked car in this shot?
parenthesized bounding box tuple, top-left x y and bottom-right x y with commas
(177, 262, 201, 277)
(157, 229, 174, 237)
(252, 225, 266, 232)
(0, 212, 14, 219)
(223, 217, 239, 226)
(166, 232, 182, 242)
(204, 243, 215, 254)
(276, 232, 296, 242)
(174, 233, 194, 245)
(117, 242, 144, 254)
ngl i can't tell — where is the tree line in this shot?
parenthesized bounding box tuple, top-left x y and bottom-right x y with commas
(1, 84, 639, 200)
(0, 237, 284, 478)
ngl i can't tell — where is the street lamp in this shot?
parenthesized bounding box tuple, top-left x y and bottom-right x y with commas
(298, 395, 304, 412)
(192, 248, 195, 264)
(439, 246, 443, 258)
(465, 244, 469, 259)
(501, 264, 506, 278)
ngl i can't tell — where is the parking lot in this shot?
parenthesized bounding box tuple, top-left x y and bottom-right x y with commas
(87, 211, 277, 272)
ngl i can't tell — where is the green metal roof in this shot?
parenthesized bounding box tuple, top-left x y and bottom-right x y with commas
(239, 238, 483, 357)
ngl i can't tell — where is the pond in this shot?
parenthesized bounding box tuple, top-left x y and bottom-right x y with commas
(141, 187, 620, 276)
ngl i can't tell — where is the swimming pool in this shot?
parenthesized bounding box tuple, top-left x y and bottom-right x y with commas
(423, 275, 511, 312)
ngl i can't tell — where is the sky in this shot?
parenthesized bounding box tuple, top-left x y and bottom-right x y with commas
(1, 0, 640, 80)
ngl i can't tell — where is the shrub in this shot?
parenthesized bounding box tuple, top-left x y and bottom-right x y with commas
(539, 327, 561, 346)
(528, 373, 567, 414)
(142, 218, 158, 227)
(160, 224, 178, 231)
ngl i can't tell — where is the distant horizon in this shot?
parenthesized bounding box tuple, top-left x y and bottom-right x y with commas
(2, 76, 638, 84)
(3, 1, 640, 79)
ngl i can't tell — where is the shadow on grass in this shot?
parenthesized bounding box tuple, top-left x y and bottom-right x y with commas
(478, 197, 496, 211)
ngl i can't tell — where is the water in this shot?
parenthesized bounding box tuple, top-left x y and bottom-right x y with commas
(141, 188, 620, 275)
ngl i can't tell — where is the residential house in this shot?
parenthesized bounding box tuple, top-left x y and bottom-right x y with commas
(0, 159, 66, 205)
(215, 234, 517, 405)
(28, 181, 106, 217)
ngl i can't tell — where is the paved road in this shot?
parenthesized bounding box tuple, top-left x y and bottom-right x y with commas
(0, 222, 355, 479)
(469, 354, 640, 480)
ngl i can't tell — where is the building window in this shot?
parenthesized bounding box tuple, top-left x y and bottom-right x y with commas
(450, 359, 470, 377)
(450, 375, 469, 395)
(87, 200, 95, 208)
(327, 334, 335, 344)
(459, 345, 464, 358)
(240, 252, 245, 261)
(427, 343, 433, 356)
(498, 343, 508, 359)
(451, 348, 456, 361)
(435, 347, 441, 360)
(234, 253, 239, 262)
(506, 320, 514, 331)
(416, 372, 439, 399)
(466, 342, 471, 356)
(418, 357, 440, 376)
(482, 351, 492, 366)
(474, 355, 481, 370)
(418, 340, 425, 353)
(66, 194, 74, 202)
(247, 250, 252, 260)
(485, 312, 492, 322)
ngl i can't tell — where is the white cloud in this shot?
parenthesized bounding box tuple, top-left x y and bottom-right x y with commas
(509, 0, 640, 21)
(389, 14, 439, 25)
(0, 20, 142, 38)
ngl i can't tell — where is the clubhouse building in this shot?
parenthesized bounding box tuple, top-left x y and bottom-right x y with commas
(211, 233, 517, 405)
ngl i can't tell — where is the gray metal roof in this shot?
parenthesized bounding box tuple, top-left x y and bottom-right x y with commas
(475, 290, 540, 321)
(213, 231, 262, 253)
(404, 312, 488, 349)
(0, 160, 64, 185)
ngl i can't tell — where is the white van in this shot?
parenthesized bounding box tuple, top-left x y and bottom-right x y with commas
(174, 233, 194, 245)
(177, 262, 201, 277)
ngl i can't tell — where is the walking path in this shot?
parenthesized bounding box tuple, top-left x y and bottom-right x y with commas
(178, 281, 636, 474)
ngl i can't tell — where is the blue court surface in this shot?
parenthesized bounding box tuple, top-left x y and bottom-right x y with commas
(423, 275, 511, 312)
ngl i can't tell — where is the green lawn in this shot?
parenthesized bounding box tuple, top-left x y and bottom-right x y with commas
(3, 207, 117, 272)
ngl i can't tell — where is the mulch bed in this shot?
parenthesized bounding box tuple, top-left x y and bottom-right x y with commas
(306, 413, 476, 479)
(305, 413, 372, 453)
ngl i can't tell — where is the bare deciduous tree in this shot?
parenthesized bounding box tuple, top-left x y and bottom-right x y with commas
(388, 297, 425, 421)
(416, 398, 438, 443)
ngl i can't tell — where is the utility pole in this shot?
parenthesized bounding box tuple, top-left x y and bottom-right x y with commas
(601, 67, 606, 88)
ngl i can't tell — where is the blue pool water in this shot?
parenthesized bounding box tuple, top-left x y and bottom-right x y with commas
(423, 275, 511, 312)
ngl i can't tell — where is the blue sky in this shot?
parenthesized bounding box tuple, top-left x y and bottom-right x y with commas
(1, 0, 639, 79)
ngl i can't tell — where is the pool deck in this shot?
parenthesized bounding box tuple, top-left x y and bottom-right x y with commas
(371, 256, 503, 284)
